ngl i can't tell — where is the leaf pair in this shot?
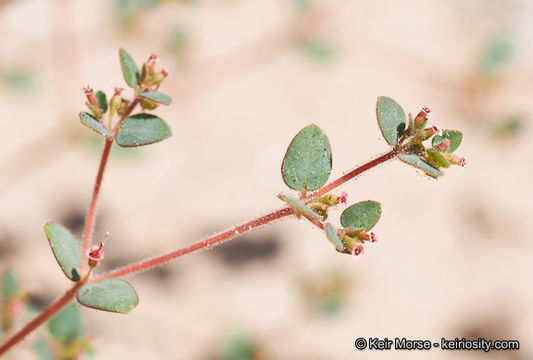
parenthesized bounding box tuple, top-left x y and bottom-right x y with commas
(44, 222, 138, 314)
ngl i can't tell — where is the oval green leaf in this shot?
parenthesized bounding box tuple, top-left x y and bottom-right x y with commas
(119, 48, 139, 88)
(325, 223, 344, 251)
(432, 130, 463, 153)
(79, 112, 112, 138)
(44, 222, 82, 281)
(399, 153, 443, 178)
(116, 113, 172, 147)
(278, 194, 321, 221)
(77, 279, 139, 314)
(340, 201, 381, 231)
(138, 91, 172, 105)
(47, 301, 82, 342)
(281, 124, 332, 191)
(1, 269, 19, 299)
(376, 96, 406, 145)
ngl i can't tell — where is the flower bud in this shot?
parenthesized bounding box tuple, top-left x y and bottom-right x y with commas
(414, 106, 431, 128)
(109, 87, 124, 121)
(445, 154, 467, 167)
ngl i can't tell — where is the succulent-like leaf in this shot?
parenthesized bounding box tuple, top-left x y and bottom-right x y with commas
(281, 124, 332, 191)
(278, 194, 321, 221)
(325, 223, 344, 251)
(77, 279, 139, 314)
(47, 301, 82, 343)
(44, 222, 82, 281)
(79, 112, 112, 138)
(340, 201, 381, 231)
(399, 153, 443, 178)
(1, 269, 19, 299)
(95, 91, 108, 113)
(376, 96, 406, 145)
(138, 91, 172, 105)
(116, 113, 172, 147)
(432, 130, 463, 153)
(119, 48, 139, 88)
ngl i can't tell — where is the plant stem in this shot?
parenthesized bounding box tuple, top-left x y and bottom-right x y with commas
(80, 98, 140, 274)
(93, 149, 397, 281)
(80, 139, 113, 274)
(0, 281, 84, 357)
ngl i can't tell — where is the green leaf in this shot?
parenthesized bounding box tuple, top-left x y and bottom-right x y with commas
(79, 112, 112, 138)
(278, 195, 321, 221)
(47, 301, 82, 343)
(340, 201, 381, 231)
(138, 91, 172, 105)
(119, 48, 140, 88)
(1, 269, 19, 299)
(44, 222, 82, 281)
(399, 153, 443, 178)
(432, 130, 463, 153)
(281, 124, 332, 191)
(116, 113, 172, 147)
(376, 96, 406, 145)
(77, 279, 139, 314)
(34, 339, 55, 360)
(325, 223, 344, 251)
(95, 91, 108, 113)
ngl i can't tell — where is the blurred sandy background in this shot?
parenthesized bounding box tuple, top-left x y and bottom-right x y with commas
(1, 0, 532, 359)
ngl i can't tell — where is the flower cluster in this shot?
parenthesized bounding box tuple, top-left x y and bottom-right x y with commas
(401, 107, 466, 170)
(337, 227, 377, 257)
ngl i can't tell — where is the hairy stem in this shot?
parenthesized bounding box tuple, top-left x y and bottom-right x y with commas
(0, 279, 86, 356)
(94, 150, 397, 281)
(80, 99, 140, 273)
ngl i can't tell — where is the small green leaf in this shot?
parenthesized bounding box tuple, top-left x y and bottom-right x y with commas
(34, 339, 55, 360)
(116, 113, 172, 147)
(399, 153, 443, 178)
(79, 112, 112, 138)
(278, 195, 321, 221)
(340, 201, 381, 231)
(281, 124, 332, 191)
(376, 96, 406, 145)
(138, 91, 172, 105)
(1, 269, 19, 299)
(47, 301, 82, 343)
(44, 222, 82, 281)
(95, 91, 108, 113)
(119, 48, 140, 88)
(325, 223, 344, 251)
(77, 279, 139, 314)
(432, 130, 463, 153)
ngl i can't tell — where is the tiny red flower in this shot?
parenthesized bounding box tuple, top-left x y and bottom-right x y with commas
(421, 106, 431, 114)
(352, 244, 364, 257)
(82, 85, 94, 95)
(369, 232, 377, 243)
(114, 87, 124, 95)
(87, 244, 104, 261)
(339, 192, 348, 204)
(160, 66, 170, 77)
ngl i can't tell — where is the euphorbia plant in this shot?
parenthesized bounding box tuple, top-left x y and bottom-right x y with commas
(0, 49, 465, 356)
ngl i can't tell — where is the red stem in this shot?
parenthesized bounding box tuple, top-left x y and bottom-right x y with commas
(93, 149, 397, 281)
(80, 139, 113, 274)
(0, 281, 84, 357)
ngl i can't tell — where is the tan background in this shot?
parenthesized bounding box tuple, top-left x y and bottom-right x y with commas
(0, 0, 532, 359)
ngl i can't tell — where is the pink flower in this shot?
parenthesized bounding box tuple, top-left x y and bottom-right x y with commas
(339, 192, 348, 205)
(369, 232, 377, 243)
(87, 244, 104, 261)
(160, 66, 170, 77)
(352, 244, 364, 257)
(82, 85, 94, 95)
(431, 125, 442, 136)
(421, 106, 431, 115)
(114, 87, 124, 95)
